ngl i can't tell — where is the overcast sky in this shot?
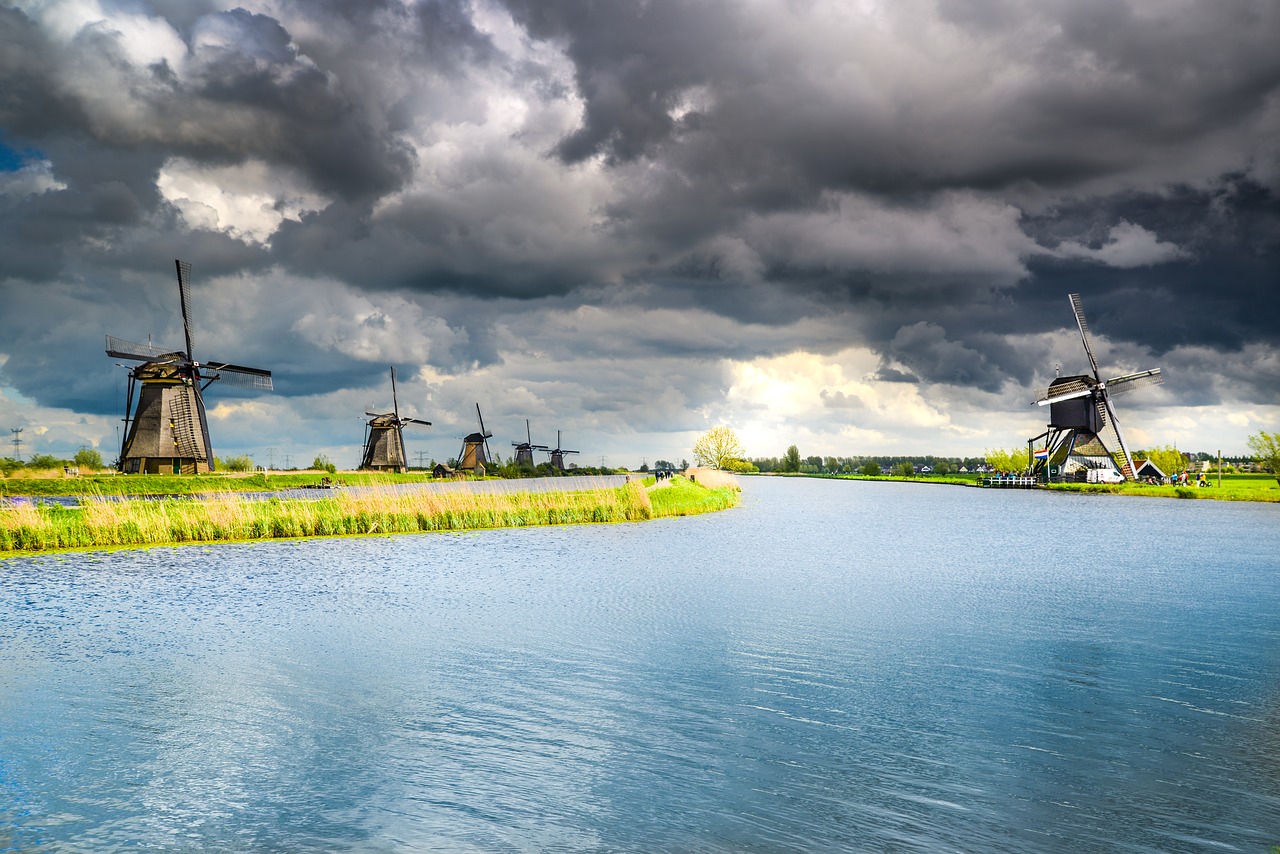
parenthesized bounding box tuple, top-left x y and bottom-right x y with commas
(1, 0, 1277, 468)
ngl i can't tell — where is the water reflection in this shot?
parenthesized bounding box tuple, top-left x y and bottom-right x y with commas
(2, 478, 1279, 851)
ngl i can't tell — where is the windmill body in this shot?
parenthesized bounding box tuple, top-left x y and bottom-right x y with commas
(512, 420, 549, 467)
(360, 367, 429, 473)
(107, 261, 272, 474)
(1029, 295, 1162, 482)
(546, 430, 579, 472)
(458, 404, 494, 473)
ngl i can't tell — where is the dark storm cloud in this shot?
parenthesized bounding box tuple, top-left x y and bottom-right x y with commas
(2, 0, 1278, 458)
(0, 4, 416, 204)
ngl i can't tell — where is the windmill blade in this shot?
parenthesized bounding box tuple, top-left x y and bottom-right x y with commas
(1036, 385, 1093, 407)
(1068, 293, 1101, 381)
(1033, 377, 1091, 405)
(106, 334, 177, 361)
(401, 417, 431, 426)
(1101, 392, 1137, 480)
(526, 419, 532, 445)
(175, 259, 195, 359)
(201, 361, 273, 390)
(390, 366, 401, 424)
(365, 411, 392, 419)
(475, 403, 494, 460)
(1105, 368, 1163, 396)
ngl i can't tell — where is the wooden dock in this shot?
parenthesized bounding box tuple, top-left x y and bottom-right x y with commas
(981, 476, 1038, 489)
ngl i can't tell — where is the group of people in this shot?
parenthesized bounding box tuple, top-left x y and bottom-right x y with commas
(1155, 472, 1211, 486)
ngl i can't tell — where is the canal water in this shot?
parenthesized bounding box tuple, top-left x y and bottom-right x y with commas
(2, 478, 1278, 851)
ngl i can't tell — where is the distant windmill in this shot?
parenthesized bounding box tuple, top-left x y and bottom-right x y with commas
(360, 366, 430, 472)
(1029, 293, 1163, 481)
(457, 404, 494, 472)
(106, 260, 272, 474)
(546, 429, 580, 472)
(511, 419, 549, 467)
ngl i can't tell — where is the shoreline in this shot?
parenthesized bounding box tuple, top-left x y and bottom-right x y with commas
(742, 471, 1280, 503)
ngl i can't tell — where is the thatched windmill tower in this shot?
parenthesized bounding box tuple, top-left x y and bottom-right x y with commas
(1029, 294, 1163, 482)
(457, 404, 494, 473)
(106, 260, 272, 474)
(546, 430, 580, 471)
(360, 367, 429, 472)
(511, 419, 549, 467)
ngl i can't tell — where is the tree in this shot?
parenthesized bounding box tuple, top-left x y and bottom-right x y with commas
(859, 460, 881, 477)
(27, 454, 62, 470)
(934, 460, 951, 476)
(893, 460, 916, 477)
(1137, 444, 1185, 478)
(783, 444, 801, 473)
(985, 447, 1029, 473)
(223, 455, 254, 472)
(693, 426, 746, 470)
(74, 447, 105, 470)
(1247, 431, 1280, 483)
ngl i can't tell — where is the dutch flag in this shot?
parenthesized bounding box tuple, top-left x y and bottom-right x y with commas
(1034, 448, 1050, 460)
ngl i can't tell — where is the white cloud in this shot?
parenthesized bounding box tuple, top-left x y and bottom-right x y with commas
(0, 161, 66, 197)
(157, 158, 330, 244)
(1055, 220, 1191, 268)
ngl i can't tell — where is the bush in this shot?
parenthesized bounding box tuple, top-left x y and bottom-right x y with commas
(859, 461, 881, 477)
(893, 461, 916, 477)
(26, 454, 63, 470)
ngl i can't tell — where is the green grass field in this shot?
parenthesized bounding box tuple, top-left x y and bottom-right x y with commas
(1043, 472, 1280, 502)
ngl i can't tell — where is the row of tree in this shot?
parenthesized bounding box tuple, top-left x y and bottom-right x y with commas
(686, 426, 1280, 482)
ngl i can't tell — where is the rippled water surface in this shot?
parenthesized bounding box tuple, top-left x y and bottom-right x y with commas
(3, 478, 1279, 852)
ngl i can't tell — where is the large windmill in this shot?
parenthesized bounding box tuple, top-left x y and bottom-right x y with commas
(360, 367, 430, 472)
(1029, 293, 1163, 482)
(511, 419, 549, 468)
(546, 430, 580, 472)
(457, 404, 494, 472)
(106, 260, 273, 474)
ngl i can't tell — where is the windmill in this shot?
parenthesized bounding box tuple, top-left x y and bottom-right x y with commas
(546, 430, 580, 472)
(106, 260, 272, 474)
(457, 404, 494, 472)
(1029, 293, 1163, 482)
(511, 419, 549, 468)
(360, 366, 430, 472)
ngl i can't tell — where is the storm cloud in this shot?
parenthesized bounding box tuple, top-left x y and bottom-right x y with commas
(1, 0, 1277, 465)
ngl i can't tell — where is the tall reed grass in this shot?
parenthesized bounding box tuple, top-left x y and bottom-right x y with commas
(1, 478, 745, 555)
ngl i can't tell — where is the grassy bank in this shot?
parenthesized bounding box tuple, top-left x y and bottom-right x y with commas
(1, 477, 740, 557)
(1, 470, 454, 497)
(649, 471, 740, 516)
